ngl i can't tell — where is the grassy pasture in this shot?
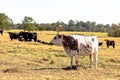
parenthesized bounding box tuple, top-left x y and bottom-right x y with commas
(0, 30, 120, 80)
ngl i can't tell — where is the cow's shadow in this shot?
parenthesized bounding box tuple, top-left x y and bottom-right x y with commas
(62, 65, 88, 70)
(32, 67, 61, 71)
(62, 65, 77, 70)
(32, 67, 75, 71)
(32, 65, 88, 71)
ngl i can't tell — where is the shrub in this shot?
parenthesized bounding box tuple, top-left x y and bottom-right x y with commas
(108, 23, 120, 37)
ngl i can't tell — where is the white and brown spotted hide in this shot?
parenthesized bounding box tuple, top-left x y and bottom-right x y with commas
(50, 34, 98, 69)
(62, 35, 78, 50)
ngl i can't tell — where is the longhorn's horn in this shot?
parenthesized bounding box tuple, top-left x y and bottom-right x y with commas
(56, 25, 62, 34)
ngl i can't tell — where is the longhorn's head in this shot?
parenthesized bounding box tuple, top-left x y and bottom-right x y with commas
(50, 25, 63, 46)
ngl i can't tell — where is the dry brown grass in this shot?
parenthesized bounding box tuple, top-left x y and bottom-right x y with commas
(0, 30, 120, 80)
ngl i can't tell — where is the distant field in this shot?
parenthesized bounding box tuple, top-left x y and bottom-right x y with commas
(0, 30, 120, 80)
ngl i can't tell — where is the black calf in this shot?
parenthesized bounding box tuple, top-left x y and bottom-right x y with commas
(98, 42, 103, 46)
(8, 32, 19, 40)
(105, 39, 115, 48)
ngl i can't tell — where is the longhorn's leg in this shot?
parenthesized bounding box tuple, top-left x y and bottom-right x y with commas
(89, 54, 94, 69)
(75, 55, 79, 70)
(94, 48, 98, 69)
(70, 56, 73, 69)
(93, 53, 98, 69)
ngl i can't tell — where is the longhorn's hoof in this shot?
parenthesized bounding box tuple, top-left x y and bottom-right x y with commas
(75, 66, 78, 70)
(70, 66, 73, 69)
(69, 65, 78, 70)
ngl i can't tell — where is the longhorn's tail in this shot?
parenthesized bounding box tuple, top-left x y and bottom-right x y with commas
(37, 40, 53, 45)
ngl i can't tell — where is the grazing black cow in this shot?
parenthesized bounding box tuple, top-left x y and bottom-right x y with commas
(19, 32, 37, 42)
(8, 32, 19, 40)
(105, 39, 115, 48)
(98, 42, 103, 46)
(0, 29, 3, 35)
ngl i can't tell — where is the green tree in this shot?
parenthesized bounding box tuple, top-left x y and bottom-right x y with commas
(22, 16, 36, 31)
(68, 20, 75, 27)
(108, 23, 120, 37)
(0, 13, 13, 29)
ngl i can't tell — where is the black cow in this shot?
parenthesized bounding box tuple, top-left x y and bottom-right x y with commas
(105, 39, 115, 48)
(8, 32, 19, 40)
(19, 32, 37, 42)
(0, 29, 3, 35)
(98, 42, 103, 46)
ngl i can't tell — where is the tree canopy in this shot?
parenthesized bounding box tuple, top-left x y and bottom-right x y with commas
(22, 16, 36, 31)
(108, 23, 120, 37)
(0, 13, 13, 29)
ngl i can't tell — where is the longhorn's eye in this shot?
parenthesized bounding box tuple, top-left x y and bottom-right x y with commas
(54, 37, 56, 39)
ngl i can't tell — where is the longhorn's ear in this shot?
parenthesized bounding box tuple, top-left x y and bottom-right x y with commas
(56, 25, 62, 34)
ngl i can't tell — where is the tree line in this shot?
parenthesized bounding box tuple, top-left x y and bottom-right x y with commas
(1, 13, 120, 37)
(15, 19, 110, 32)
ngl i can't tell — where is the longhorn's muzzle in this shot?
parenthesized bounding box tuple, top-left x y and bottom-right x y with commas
(49, 43, 54, 45)
(49, 42, 54, 45)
